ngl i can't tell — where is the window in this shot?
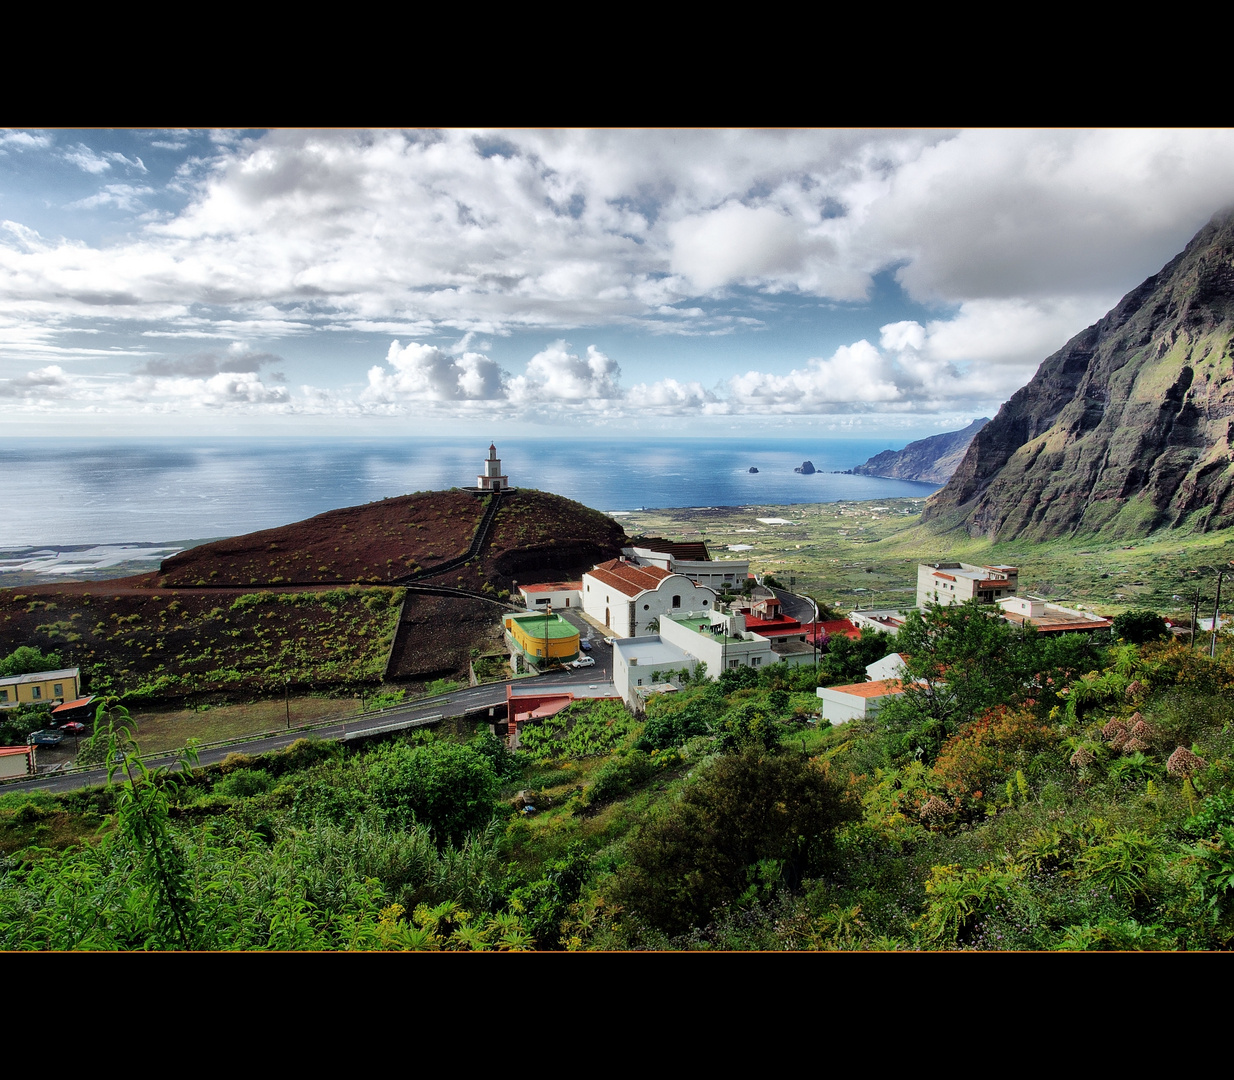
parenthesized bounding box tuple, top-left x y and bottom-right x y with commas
(672, 595, 681, 609)
(637, 678, 643, 686)
(752, 657, 761, 666)
(0, 689, 7, 702)
(729, 659, 739, 668)
(643, 603, 650, 610)
(53, 684, 63, 697)
(31, 686, 41, 699)
(702, 600, 709, 606)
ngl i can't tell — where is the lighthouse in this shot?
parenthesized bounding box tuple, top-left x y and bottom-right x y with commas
(477, 443, 509, 492)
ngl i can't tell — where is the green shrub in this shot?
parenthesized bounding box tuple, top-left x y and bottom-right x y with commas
(1112, 609, 1170, 644)
(214, 769, 272, 798)
(0, 646, 62, 677)
(366, 740, 499, 845)
(611, 748, 858, 935)
(587, 750, 655, 805)
(518, 699, 637, 764)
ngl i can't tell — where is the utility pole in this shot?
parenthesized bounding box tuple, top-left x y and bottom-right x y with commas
(1192, 587, 1203, 652)
(1212, 570, 1226, 659)
(284, 676, 290, 730)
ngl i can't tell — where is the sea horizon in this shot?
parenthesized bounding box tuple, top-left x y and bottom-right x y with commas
(0, 436, 939, 551)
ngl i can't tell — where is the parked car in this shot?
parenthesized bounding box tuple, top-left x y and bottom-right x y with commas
(60, 721, 86, 735)
(570, 655, 596, 669)
(579, 639, 592, 652)
(27, 729, 65, 746)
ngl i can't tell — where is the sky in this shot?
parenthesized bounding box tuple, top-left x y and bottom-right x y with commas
(2, 127, 1234, 440)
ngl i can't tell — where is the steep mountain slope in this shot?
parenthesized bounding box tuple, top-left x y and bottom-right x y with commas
(923, 209, 1234, 541)
(853, 418, 989, 483)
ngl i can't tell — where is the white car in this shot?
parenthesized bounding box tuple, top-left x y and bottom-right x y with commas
(570, 655, 596, 668)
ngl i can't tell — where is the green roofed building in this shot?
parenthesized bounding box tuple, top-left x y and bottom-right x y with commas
(503, 612, 579, 671)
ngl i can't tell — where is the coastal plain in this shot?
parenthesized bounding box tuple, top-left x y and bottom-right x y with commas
(622, 497, 1234, 619)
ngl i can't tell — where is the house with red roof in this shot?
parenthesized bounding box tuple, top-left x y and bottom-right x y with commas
(582, 558, 717, 638)
(517, 581, 582, 610)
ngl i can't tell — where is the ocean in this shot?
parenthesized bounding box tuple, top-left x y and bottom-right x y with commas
(0, 437, 937, 549)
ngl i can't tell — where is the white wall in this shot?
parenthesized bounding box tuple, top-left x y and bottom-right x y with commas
(658, 611, 774, 676)
(582, 572, 716, 638)
(520, 586, 582, 610)
(865, 653, 906, 681)
(816, 684, 904, 725)
(613, 636, 695, 708)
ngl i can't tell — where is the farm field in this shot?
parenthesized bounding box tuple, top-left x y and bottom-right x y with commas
(623, 498, 1234, 619)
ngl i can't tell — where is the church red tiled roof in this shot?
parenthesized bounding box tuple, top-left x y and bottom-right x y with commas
(587, 559, 673, 596)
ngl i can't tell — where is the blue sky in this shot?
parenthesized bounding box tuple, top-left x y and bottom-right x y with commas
(3, 128, 1233, 438)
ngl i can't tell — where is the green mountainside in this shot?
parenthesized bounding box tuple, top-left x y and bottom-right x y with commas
(923, 209, 1234, 541)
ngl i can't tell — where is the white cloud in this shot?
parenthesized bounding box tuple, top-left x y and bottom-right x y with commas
(0, 363, 288, 411)
(68, 184, 156, 212)
(627, 377, 724, 414)
(868, 129, 1234, 303)
(667, 202, 837, 293)
(508, 342, 622, 403)
(728, 341, 903, 412)
(6, 128, 1234, 431)
(364, 341, 506, 403)
(2, 129, 1229, 345)
(0, 131, 51, 152)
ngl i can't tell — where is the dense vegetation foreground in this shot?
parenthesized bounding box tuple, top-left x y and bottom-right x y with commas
(2, 604, 1233, 950)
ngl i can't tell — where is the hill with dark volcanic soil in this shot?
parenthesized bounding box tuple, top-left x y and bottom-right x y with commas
(0, 489, 627, 704)
(924, 208, 1234, 541)
(153, 489, 625, 593)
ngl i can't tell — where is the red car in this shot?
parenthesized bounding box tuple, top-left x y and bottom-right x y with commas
(60, 721, 87, 734)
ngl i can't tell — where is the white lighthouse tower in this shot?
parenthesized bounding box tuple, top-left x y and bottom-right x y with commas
(477, 443, 509, 492)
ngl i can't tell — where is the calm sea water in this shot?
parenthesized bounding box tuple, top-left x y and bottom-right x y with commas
(0, 438, 938, 547)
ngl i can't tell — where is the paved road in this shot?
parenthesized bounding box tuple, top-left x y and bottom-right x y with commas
(769, 586, 818, 624)
(6, 606, 623, 797)
(6, 660, 615, 795)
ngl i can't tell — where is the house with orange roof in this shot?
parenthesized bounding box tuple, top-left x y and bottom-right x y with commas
(817, 677, 907, 725)
(517, 581, 582, 610)
(996, 595, 1112, 634)
(582, 558, 717, 638)
(0, 744, 36, 779)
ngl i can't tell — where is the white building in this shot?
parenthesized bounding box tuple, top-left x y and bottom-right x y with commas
(997, 595, 1113, 634)
(848, 609, 909, 636)
(518, 582, 582, 610)
(621, 539, 749, 593)
(865, 652, 907, 681)
(476, 443, 510, 492)
(612, 636, 698, 708)
(816, 678, 906, 725)
(917, 562, 1019, 607)
(582, 558, 716, 638)
(0, 745, 35, 779)
(658, 609, 777, 674)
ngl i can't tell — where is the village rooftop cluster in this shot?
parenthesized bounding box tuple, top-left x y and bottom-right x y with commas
(2, 446, 1122, 772)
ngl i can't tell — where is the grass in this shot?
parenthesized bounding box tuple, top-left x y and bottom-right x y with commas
(622, 498, 1234, 620)
(122, 695, 364, 754)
